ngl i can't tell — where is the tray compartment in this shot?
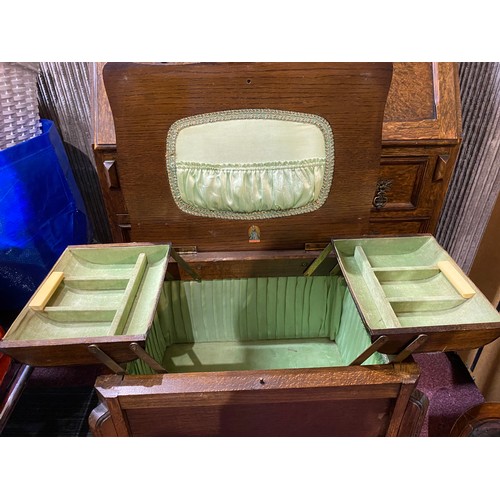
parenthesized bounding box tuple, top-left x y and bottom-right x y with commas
(335, 236, 500, 353)
(0, 244, 170, 365)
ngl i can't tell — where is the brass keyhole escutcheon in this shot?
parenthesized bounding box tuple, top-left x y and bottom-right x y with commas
(373, 179, 393, 209)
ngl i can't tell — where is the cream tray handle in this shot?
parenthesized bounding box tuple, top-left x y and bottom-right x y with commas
(437, 261, 476, 299)
(29, 272, 64, 311)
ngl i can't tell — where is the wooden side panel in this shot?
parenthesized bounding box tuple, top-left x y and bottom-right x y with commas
(0, 336, 145, 366)
(93, 147, 130, 244)
(370, 145, 460, 235)
(374, 157, 429, 211)
(369, 220, 428, 236)
(382, 62, 462, 142)
(124, 399, 394, 437)
(91, 62, 462, 147)
(92, 364, 421, 437)
(91, 62, 116, 147)
(384, 63, 436, 122)
(371, 324, 500, 355)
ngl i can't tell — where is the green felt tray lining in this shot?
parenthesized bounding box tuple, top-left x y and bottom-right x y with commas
(334, 236, 500, 330)
(3, 245, 170, 341)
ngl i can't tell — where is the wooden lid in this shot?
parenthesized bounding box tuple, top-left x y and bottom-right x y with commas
(103, 62, 393, 251)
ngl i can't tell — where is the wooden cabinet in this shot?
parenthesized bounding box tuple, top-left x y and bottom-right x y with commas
(373, 63, 462, 235)
(90, 62, 462, 242)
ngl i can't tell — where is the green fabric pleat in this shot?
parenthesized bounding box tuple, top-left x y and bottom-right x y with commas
(266, 278, 278, 338)
(127, 276, 386, 374)
(127, 288, 172, 374)
(166, 277, 347, 342)
(284, 277, 296, 338)
(294, 276, 304, 337)
(326, 277, 347, 341)
(175, 159, 326, 214)
(276, 277, 287, 337)
(256, 278, 268, 339)
(336, 288, 387, 366)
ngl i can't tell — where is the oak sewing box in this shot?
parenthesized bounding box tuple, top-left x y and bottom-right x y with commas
(1, 62, 499, 436)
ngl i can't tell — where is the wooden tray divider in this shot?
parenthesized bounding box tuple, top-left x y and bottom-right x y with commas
(37, 274, 134, 324)
(388, 296, 466, 314)
(437, 260, 476, 299)
(373, 266, 440, 282)
(108, 252, 148, 336)
(62, 277, 130, 290)
(43, 307, 118, 322)
(353, 246, 401, 328)
(28, 271, 64, 311)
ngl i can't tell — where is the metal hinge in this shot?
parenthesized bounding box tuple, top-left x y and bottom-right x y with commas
(173, 246, 197, 254)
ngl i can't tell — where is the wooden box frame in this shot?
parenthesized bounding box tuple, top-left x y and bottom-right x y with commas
(3, 63, 496, 436)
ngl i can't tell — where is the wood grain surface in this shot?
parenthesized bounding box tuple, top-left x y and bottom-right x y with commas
(450, 402, 500, 436)
(90, 62, 462, 242)
(92, 62, 462, 145)
(103, 62, 393, 251)
(92, 361, 421, 436)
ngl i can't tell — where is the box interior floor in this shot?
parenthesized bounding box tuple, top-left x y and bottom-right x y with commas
(127, 275, 387, 375)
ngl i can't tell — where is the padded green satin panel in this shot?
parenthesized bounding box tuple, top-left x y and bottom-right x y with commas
(175, 118, 327, 163)
(166, 109, 335, 219)
(175, 158, 325, 213)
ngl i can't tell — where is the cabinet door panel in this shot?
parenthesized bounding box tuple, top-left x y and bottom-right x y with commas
(373, 157, 430, 211)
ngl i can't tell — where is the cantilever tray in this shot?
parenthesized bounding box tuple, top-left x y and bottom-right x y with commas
(334, 235, 500, 354)
(0, 244, 170, 366)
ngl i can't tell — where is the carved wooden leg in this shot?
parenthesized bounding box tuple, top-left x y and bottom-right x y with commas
(88, 402, 118, 437)
(397, 389, 429, 436)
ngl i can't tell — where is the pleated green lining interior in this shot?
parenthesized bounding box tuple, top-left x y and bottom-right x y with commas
(127, 276, 386, 375)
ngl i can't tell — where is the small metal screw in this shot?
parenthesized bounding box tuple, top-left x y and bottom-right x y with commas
(259, 378, 265, 385)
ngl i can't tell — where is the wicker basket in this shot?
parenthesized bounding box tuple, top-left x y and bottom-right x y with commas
(0, 62, 41, 151)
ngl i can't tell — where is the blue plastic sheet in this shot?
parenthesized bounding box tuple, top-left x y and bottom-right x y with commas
(0, 119, 90, 312)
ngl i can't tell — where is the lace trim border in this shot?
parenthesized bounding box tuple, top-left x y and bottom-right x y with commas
(166, 109, 335, 220)
(176, 157, 326, 172)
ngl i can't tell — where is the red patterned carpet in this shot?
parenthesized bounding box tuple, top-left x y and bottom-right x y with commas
(414, 352, 485, 437)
